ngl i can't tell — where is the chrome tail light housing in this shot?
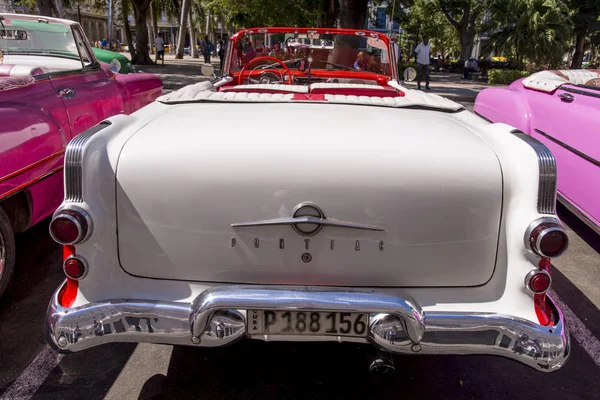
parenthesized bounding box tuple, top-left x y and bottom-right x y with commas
(49, 208, 92, 245)
(525, 269, 552, 294)
(524, 217, 569, 258)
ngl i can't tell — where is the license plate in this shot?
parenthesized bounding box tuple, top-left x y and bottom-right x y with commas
(247, 310, 369, 337)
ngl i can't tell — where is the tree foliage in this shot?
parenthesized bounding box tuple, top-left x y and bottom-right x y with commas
(398, 0, 460, 57)
(484, 0, 573, 67)
(435, 0, 492, 62)
(566, 0, 600, 68)
(204, 0, 322, 30)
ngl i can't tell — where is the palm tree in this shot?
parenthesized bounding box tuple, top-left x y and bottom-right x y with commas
(484, 0, 572, 67)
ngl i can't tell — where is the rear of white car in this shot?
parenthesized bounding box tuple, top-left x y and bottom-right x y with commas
(44, 93, 570, 373)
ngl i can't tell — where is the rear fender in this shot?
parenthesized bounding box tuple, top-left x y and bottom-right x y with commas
(116, 73, 163, 113)
(0, 105, 67, 209)
(474, 86, 532, 134)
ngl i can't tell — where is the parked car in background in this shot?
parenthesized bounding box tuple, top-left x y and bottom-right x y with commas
(0, 13, 163, 297)
(91, 47, 136, 74)
(475, 69, 600, 235)
(46, 27, 569, 374)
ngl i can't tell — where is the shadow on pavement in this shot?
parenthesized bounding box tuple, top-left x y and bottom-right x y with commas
(553, 203, 600, 336)
(0, 219, 63, 393)
(132, 340, 597, 400)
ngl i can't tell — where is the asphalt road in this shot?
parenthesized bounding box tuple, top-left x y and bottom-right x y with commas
(0, 72, 599, 400)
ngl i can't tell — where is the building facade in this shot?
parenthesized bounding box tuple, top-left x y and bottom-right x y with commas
(365, 1, 401, 36)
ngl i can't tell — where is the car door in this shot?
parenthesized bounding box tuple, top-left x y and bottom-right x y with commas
(528, 83, 600, 227)
(50, 25, 128, 139)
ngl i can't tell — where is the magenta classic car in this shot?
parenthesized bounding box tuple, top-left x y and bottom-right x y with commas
(474, 69, 600, 235)
(0, 13, 163, 297)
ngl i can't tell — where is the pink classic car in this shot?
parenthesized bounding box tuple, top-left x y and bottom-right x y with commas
(0, 13, 163, 297)
(474, 69, 600, 235)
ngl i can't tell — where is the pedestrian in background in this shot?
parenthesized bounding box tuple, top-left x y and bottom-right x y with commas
(200, 36, 212, 64)
(218, 38, 227, 72)
(413, 36, 431, 90)
(155, 33, 165, 65)
(463, 57, 479, 79)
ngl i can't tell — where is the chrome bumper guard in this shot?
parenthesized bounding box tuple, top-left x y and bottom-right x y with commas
(45, 285, 569, 372)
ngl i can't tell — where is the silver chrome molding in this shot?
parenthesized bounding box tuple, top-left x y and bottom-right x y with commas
(511, 130, 557, 214)
(49, 205, 93, 245)
(524, 217, 568, 258)
(45, 285, 570, 372)
(232, 201, 384, 236)
(65, 121, 111, 203)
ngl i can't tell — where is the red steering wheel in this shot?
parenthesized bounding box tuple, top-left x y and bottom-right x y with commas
(238, 56, 292, 85)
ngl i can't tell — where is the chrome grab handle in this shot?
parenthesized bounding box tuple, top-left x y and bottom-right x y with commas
(58, 88, 76, 99)
(558, 93, 574, 103)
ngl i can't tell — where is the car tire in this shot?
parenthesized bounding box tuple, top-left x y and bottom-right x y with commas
(0, 207, 16, 299)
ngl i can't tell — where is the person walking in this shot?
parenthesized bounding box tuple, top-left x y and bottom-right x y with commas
(218, 38, 227, 73)
(413, 36, 431, 90)
(382, 34, 400, 75)
(155, 33, 165, 65)
(200, 36, 212, 64)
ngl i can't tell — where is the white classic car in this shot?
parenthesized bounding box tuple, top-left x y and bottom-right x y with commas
(45, 28, 570, 373)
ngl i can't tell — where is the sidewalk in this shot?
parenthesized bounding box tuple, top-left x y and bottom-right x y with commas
(401, 72, 504, 103)
(129, 53, 221, 92)
(130, 54, 500, 102)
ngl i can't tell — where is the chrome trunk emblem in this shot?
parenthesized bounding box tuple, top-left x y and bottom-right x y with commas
(231, 202, 384, 236)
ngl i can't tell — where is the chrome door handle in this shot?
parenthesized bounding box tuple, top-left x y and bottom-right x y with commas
(558, 93, 574, 103)
(58, 88, 76, 99)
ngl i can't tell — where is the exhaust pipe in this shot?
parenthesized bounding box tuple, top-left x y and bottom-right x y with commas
(368, 350, 395, 374)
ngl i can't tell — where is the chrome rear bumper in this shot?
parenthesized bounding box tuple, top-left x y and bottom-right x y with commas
(45, 284, 569, 372)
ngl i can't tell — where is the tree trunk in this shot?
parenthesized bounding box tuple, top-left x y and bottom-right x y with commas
(189, 7, 199, 58)
(459, 29, 474, 63)
(176, 0, 191, 59)
(131, 0, 153, 64)
(35, 0, 54, 16)
(570, 31, 587, 70)
(205, 9, 211, 37)
(151, 3, 159, 41)
(337, 0, 368, 29)
(54, 0, 64, 18)
(122, 0, 136, 59)
(333, 0, 368, 67)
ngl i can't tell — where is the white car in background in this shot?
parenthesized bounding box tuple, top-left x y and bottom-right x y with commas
(44, 27, 570, 374)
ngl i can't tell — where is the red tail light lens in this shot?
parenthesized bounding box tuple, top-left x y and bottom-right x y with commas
(49, 209, 91, 245)
(525, 218, 568, 258)
(525, 269, 552, 294)
(63, 256, 87, 280)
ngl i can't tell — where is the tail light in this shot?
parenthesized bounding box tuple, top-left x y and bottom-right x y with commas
(525, 269, 552, 294)
(63, 255, 88, 280)
(525, 217, 568, 258)
(58, 245, 79, 308)
(49, 208, 92, 245)
(529, 258, 555, 326)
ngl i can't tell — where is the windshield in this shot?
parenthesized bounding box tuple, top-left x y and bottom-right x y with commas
(0, 15, 81, 61)
(225, 28, 397, 85)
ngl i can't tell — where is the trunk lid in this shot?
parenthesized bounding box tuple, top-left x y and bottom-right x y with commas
(116, 103, 502, 287)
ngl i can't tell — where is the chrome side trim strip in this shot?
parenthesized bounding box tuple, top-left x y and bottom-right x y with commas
(511, 130, 557, 214)
(534, 128, 600, 168)
(560, 86, 600, 99)
(64, 121, 111, 203)
(45, 284, 570, 372)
